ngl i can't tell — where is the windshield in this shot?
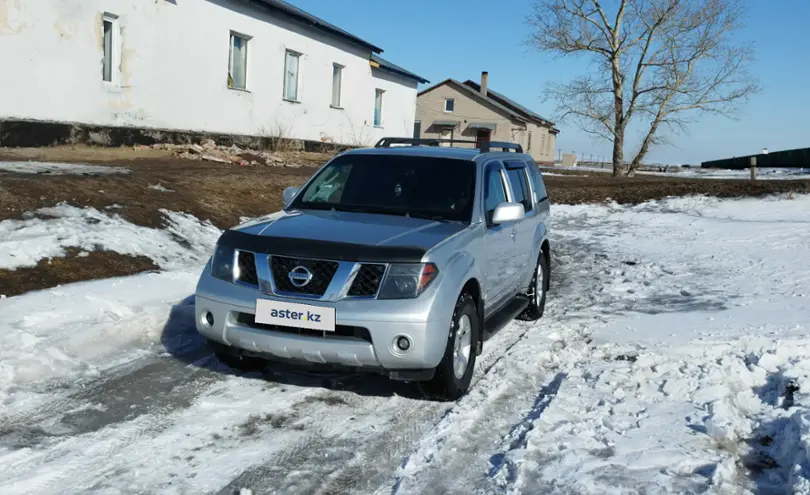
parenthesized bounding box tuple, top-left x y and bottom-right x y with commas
(290, 154, 477, 223)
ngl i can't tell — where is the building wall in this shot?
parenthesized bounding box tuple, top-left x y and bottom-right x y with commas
(415, 83, 557, 163)
(525, 122, 556, 164)
(0, 0, 417, 146)
(415, 84, 524, 144)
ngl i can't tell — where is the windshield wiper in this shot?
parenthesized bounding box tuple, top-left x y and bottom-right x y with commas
(405, 211, 452, 223)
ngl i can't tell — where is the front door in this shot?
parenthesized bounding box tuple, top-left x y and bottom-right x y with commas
(475, 128, 491, 148)
(482, 160, 518, 314)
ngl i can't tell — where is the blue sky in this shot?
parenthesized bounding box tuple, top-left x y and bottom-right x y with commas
(292, 0, 809, 165)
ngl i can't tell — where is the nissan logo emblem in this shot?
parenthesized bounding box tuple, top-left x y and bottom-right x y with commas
(288, 265, 313, 287)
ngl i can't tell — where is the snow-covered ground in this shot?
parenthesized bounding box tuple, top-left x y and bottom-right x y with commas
(2, 194, 810, 494)
(0, 162, 130, 175)
(0, 204, 219, 271)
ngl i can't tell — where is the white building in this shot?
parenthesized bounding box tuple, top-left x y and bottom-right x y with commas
(0, 0, 428, 148)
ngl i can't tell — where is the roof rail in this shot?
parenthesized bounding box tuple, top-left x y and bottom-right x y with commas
(373, 137, 523, 153)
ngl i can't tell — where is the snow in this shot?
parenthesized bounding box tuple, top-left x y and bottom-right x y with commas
(1, 193, 810, 494)
(0, 161, 130, 175)
(0, 204, 220, 270)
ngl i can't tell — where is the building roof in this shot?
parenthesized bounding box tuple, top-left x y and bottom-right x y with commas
(418, 77, 559, 132)
(418, 79, 530, 124)
(462, 80, 556, 128)
(249, 1, 426, 86)
(252, 0, 384, 53)
(370, 54, 430, 84)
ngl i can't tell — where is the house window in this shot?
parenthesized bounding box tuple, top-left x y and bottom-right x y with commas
(284, 50, 300, 101)
(444, 98, 455, 113)
(374, 88, 384, 126)
(102, 14, 117, 83)
(413, 120, 421, 138)
(331, 63, 343, 107)
(528, 131, 532, 152)
(228, 32, 249, 90)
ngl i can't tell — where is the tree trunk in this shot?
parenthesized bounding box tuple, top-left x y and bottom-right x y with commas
(611, 58, 625, 177)
(612, 133, 625, 177)
(627, 118, 663, 177)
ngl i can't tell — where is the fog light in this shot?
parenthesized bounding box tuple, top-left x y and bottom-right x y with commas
(203, 311, 214, 327)
(396, 336, 411, 351)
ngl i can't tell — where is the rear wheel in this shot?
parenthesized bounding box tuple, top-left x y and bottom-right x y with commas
(517, 247, 548, 321)
(420, 292, 480, 401)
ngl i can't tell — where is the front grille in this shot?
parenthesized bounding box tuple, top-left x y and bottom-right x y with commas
(236, 313, 372, 343)
(236, 251, 258, 285)
(347, 264, 386, 297)
(270, 256, 339, 296)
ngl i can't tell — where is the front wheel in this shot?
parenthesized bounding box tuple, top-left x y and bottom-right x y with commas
(517, 247, 548, 321)
(420, 292, 480, 401)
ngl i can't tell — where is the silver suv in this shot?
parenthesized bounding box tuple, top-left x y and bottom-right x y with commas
(194, 137, 551, 400)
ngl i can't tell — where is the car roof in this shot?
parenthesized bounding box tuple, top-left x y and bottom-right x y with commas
(342, 145, 530, 162)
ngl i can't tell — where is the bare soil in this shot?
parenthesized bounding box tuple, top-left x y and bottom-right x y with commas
(2, 146, 809, 296)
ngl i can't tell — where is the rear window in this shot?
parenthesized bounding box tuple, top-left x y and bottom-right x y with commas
(292, 154, 477, 223)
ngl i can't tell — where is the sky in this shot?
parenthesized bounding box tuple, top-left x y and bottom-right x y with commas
(291, 0, 809, 165)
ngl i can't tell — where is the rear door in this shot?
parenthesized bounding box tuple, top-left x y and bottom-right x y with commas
(481, 160, 519, 312)
(503, 161, 538, 291)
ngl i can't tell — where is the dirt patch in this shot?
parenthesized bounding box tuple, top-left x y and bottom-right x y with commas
(0, 249, 158, 297)
(542, 174, 810, 205)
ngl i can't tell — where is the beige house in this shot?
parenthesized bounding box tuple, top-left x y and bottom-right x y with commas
(415, 72, 559, 164)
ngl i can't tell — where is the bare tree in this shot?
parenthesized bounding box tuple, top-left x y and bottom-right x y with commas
(527, 0, 760, 176)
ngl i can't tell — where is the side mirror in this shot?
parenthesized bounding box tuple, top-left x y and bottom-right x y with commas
(491, 202, 525, 225)
(282, 186, 299, 206)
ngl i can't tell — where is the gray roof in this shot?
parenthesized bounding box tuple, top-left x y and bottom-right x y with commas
(418, 79, 529, 124)
(371, 54, 429, 84)
(462, 80, 555, 127)
(253, 0, 383, 53)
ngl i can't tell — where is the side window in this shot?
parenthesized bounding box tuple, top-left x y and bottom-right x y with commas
(484, 164, 507, 224)
(526, 160, 548, 203)
(505, 166, 533, 212)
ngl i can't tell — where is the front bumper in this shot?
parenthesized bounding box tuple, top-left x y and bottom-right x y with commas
(194, 272, 453, 371)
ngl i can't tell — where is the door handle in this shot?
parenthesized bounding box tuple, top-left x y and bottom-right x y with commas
(510, 230, 517, 240)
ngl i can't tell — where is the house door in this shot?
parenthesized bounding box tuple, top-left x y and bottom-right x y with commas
(440, 128, 454, 146)
(476, 128, 491, 148)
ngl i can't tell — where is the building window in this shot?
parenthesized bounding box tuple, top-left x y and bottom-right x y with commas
(331, 63, 343, 107)
(444, 98, 455, 113)
(413, 120, 421, 138)
(284, 50, 300, 101)
(228, 32, 249, 90)
(528, 131, 532, 152)
(102, 14, 118, 83)
(374, 88, 384, 127)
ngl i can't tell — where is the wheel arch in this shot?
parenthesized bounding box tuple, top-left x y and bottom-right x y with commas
(460, 277, 484, 353)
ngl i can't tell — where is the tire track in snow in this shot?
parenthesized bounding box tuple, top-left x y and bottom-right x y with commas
(0, 344, 214, 450)
(378, 237, 629, 494)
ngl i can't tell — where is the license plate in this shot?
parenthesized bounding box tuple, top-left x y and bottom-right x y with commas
(254, 299, 336, 332)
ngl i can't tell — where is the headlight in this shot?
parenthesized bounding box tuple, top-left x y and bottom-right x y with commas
(378, 263, 439, 299)
(210, 243, 236, 282)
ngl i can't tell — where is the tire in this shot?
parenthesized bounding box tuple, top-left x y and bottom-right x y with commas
(420, 292, 480, 401)
(209, 341, 267, 372)
(517, 247, 548, 321)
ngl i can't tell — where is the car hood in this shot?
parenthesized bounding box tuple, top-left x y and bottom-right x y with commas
(234, 209, 467, 252)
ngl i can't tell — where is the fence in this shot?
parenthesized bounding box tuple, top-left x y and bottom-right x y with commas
(701, 146, 810, 169)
